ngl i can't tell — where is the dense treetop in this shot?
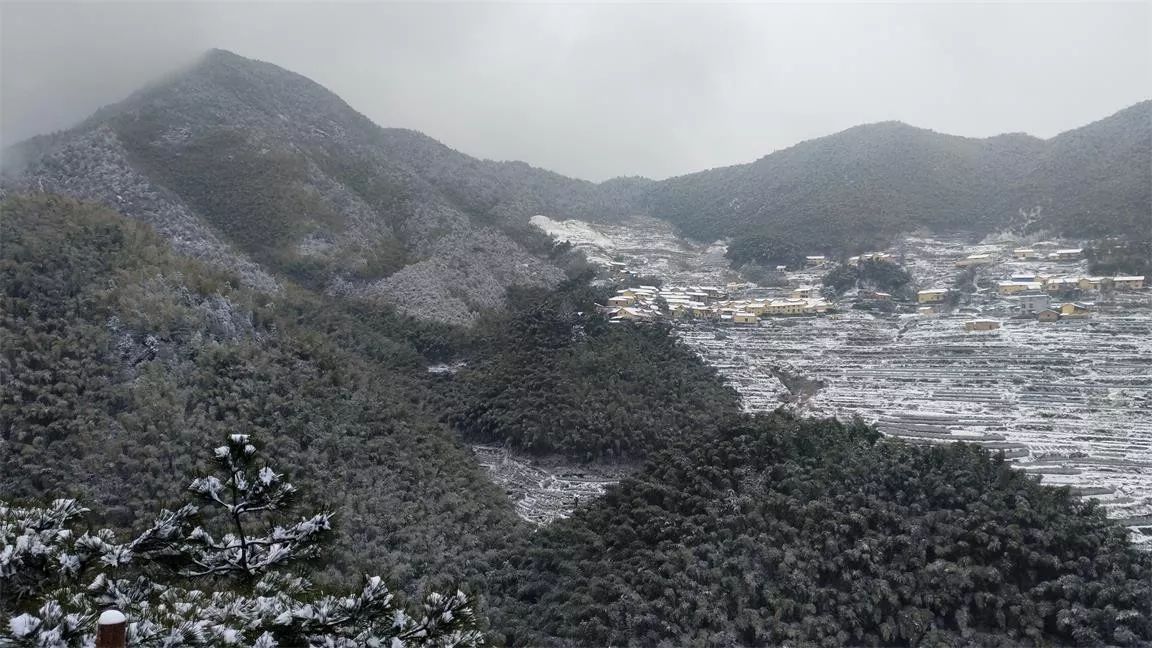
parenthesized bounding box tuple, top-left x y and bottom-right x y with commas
(4, 190, 1150, 645)
(487, 414, 1151, 647)
(0, 194, 525, 593)
(645, 102, 1151, 260)
(450, 279, 743, 461)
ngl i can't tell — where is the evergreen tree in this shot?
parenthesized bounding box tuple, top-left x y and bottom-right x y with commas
(1, 435, 482, 647)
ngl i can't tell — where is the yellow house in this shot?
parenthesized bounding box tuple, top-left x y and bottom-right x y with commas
(917, 289, 948, 304)
(964, 319, 1001, 332)
(1077, 277, 1103, 291)
(612, 307, 650, 321)
(608, 294, 636, 307)
(1060, 302, 1092, 318)
(1013, 248, 1038, 259)
(804, 255, 827, 266)
(765, 300, 807, 315)
(1045, 278, 1079, 293)
(1054, 248, 1083, 261)
(997, 281, 1043, 296)
(1114, 275, 1145, 290)
(745, 302, 768, 316)
(1037, 309, 1060, 322)
(732, 312, 758, 324)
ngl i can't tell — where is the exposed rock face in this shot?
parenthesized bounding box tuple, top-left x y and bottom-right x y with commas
(3, 49, 641, 324)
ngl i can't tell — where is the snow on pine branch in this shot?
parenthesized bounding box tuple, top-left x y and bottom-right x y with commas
(1, 435, 483, 647)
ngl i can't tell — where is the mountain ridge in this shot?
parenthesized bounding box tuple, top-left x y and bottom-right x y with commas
(3, 49, 1147, 317)
(3, 49, 632, 324)
(644, 99, 1150, 264)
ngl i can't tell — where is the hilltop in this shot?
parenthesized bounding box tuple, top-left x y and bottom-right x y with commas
(645, 102, 1151, 266)
(2, 49, 641, 324)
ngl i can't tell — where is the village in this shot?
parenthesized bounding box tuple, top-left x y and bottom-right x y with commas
(601, 239, 1144, 335)
(521, 215, 1151, 544)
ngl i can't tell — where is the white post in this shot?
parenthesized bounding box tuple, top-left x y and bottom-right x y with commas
(96, 609, 126, 648)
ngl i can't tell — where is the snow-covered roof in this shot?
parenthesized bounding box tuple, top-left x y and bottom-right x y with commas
(918, 289, 949, 295)
(1115, 275, 1145, 281)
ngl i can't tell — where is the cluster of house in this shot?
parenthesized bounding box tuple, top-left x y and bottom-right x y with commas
(957, 297, 1100, 331)
(604, 285, 831, 324)
(997, 274, 1145, 295)
(916, 282, 1098, 322)
(955, 247, 1085, 269)
(995, 272, 1145, 322)
(1010, 247, 1086, 261)
(1003, 292, 1095, 321)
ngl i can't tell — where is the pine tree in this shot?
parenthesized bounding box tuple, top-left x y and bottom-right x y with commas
(1, 434, 483, 647)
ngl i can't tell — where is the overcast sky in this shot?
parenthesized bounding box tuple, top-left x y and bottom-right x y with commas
(1, 2, 1149, 181)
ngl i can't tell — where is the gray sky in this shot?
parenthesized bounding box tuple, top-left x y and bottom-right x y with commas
(2, 2, 1149, 181)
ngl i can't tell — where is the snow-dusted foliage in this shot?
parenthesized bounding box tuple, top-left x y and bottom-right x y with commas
(1, 435, 482, 647)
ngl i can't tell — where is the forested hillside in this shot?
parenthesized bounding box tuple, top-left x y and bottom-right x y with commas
(488, 414, 1151, 647)
(0, 194, 524, 591)
(2, 50, 639, 325)
(4, 195, 1151, 646)
(645, 103, 1151, 266)
(450, 280, 743, 460)
(1014, 100, 1152, 241)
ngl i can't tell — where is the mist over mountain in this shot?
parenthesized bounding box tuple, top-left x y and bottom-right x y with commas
(3, 49, 638, 325)
(3, 49, 1147, 320)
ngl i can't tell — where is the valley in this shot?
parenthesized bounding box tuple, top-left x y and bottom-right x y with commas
(534, 215, 1152, 545)
(3, 46, 1150, 646)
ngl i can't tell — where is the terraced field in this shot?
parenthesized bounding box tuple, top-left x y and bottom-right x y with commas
(522, 216, 1152, 540)
(677, 311, 1152, 542)
(470, 445, 629, 524)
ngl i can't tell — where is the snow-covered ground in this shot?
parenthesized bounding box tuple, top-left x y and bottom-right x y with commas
(677, 313, 1152, 545)
(470, 445, 628, 525)
(533, 216, 1152, 543)
(531, 214, 736, 286)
